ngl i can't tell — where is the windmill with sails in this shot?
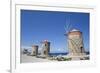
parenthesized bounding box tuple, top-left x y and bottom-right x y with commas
(64, 14, 86, 59)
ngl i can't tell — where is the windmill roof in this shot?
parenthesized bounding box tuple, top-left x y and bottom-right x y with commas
(70, 29, 80, 32)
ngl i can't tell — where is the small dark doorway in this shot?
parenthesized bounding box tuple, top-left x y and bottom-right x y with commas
(80, 46, 83, 53)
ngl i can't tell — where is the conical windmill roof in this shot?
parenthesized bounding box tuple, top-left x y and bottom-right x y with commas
(70, 29, 80, 32)
(68, 29, 82, 35)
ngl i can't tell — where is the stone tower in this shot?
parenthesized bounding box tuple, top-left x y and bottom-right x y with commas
(41, 40, 50, 57)
(67, 29, 86, 59)
(31, 45, 38, 56)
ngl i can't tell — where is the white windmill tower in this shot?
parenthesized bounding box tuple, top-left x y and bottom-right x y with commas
(40, 40, 50, 57)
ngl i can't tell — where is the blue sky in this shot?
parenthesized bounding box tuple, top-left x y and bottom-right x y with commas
(21, 10, 90, 53)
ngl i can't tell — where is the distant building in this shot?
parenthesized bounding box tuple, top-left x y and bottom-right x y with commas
(23, 48, 28, 54)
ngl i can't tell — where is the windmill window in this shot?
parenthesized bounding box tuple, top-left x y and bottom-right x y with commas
(45, 44, 46, 46)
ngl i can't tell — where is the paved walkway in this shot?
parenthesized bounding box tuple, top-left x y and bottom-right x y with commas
(21, 54, 51, 63)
